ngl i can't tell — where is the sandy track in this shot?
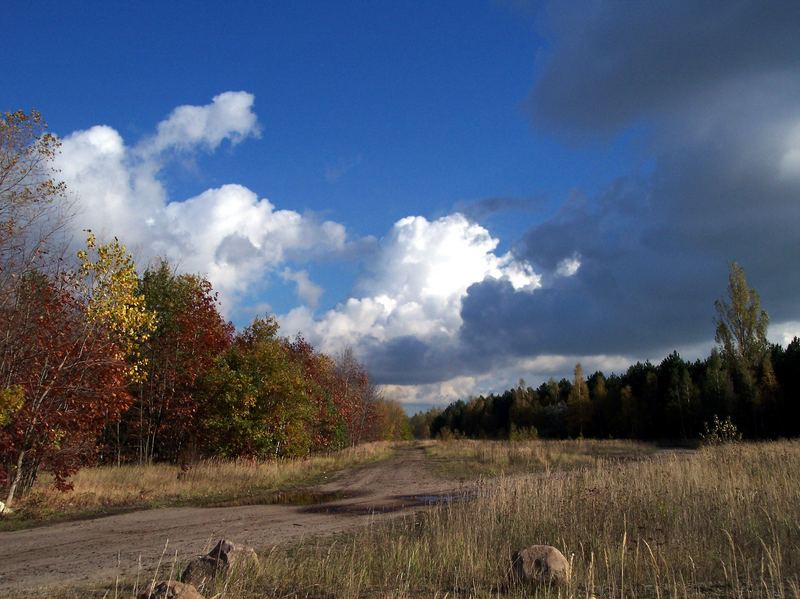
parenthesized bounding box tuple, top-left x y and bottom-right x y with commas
(0, 444, 457, 595)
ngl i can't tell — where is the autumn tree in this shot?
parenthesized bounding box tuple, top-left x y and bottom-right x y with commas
(77, 232, 157, 383)
(567, 363, 592, 437)
(335, 347, 378, 446)
(367, 399, 412, 441)
(286, 336, 349, 451)
(200, 317, 313, 458)
(0, 236, 153, 505)
(0, 276, 128, 504)
(714, 262, 775, 434)
(0, 110, 67, 307)
(714, 262, 769, 371)
(112, 261, 232, 464)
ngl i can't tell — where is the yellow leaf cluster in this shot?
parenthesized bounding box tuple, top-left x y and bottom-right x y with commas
(0, 385, 25, 427)
(77, 232, 157, 383)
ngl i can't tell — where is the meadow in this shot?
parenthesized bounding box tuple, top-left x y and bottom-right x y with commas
(424, 438, 658, 479)
(40, 439, 800, 598)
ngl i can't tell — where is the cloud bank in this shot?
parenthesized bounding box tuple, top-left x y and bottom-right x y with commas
(280, 213, 539, 364)
(455, 1, 800, 376)
(56, 92, 347, 311)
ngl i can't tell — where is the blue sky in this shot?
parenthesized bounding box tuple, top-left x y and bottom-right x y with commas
(4, 1, 800, 410)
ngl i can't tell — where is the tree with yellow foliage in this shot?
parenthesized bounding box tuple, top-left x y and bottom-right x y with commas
(76, 232, 156, 383)
(0, 234, 155, 505)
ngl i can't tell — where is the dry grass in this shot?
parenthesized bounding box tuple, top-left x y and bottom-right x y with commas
(4, 442, 393, 528)
(426, 438, 658, 479)
(219, 440, 799, 598)
(23, 441, 800, 598)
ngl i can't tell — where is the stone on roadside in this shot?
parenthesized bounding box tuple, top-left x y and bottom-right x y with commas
(510, 544, 570, 586)
(180, 556, 220, 591)
(181, 539, 259, 591)
(137, 580, 206, 599)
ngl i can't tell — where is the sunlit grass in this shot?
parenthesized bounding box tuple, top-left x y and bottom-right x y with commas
(426, 438, 658, 479)
(222, 440, 797, 598)
(4, 442, 393, 528)
(21, 441, 800, 598)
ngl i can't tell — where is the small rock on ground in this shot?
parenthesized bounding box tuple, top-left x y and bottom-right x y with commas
(510, 544, 570, 586)
(181, 538, 259, 591)
(137, 580, 206, 599)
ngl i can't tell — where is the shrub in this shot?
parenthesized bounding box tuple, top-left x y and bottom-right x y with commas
(699, 414, 742, 445)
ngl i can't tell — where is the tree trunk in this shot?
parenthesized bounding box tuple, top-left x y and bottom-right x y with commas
(5, 449, 26, 507)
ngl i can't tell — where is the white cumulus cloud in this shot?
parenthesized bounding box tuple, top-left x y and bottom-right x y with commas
(55, 93, 348, 313)
(280, 213, 540, 354)
(143, 91, 260, 155)
(281, 268, 324, 308)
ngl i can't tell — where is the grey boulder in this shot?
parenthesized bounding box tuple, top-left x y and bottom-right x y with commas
(510, 544, 570, 586)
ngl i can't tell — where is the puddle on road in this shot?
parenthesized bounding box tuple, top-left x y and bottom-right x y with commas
(302, 503, 401, 516)
(300, 492, 475, 516)
(270, 490, 357, 505)
(205, 489, 362, 509)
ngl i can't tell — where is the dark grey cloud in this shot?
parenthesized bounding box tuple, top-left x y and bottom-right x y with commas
(363, 336, 467, 385)
(361, 2, 800, 389)
(454, 195, 547, 221)
(531, 1, 800, 139)
(458, 0, 800, 363)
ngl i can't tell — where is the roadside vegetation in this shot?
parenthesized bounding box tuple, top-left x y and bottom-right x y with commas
(43, 440, 799, 599)
(0, 442, 392, 529)
(243, 441, 798, 599)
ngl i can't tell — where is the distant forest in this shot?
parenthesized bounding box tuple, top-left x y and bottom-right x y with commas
(412, 265, 800, 442)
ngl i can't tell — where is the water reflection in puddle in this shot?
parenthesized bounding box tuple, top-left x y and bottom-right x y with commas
(300, 491, 474, 516)
(270, 490, 356, 505)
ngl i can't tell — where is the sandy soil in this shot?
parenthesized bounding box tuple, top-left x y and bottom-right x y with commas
(0, 444, 461, 596)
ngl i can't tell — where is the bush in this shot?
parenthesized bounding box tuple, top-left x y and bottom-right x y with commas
(509, 424, 538, 442)
(699, 415, 742, 445)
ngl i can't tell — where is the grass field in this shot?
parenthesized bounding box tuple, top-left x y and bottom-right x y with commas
(1, 442, 393, 529)
(425, 438, 658, 479)
(22, 440, 800, 598)
(202, 440, 800, 598)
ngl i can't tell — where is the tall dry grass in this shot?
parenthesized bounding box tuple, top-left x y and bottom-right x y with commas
(219, 440, 799, 598)
(7, 442, 393, 526)
(427, 438, 657, 479)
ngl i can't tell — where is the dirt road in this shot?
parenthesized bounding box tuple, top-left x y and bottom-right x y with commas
(0, 444, 459, 595)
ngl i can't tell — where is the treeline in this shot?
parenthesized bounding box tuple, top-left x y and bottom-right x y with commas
(412, 265, 800, 442)
(0, 110, 409, 506)
(103, 261, 410, 467)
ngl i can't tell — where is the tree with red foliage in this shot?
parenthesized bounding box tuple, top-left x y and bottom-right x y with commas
(286, 336, 349, 451)
(334, 347, 380, 446)
(0, 275, 131, 505)
(114, 261, 233, 464)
